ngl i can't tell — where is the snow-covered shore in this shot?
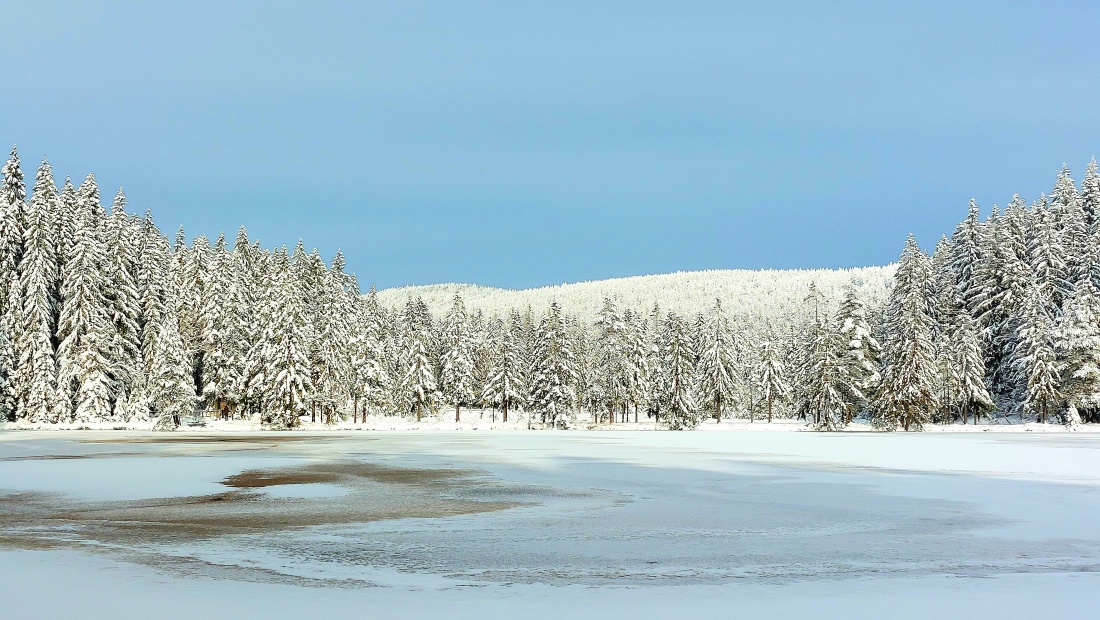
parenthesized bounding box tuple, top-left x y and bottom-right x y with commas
(3, 412, 1096, 433)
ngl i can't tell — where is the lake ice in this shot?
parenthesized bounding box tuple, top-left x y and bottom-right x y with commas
(2, 430, 1099, 618)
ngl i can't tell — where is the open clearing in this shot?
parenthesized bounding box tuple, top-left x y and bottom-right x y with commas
(2, 430, 1099, 618)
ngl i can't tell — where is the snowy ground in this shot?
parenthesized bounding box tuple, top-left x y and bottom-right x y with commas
(2, 430, 1100, 618)
(5, 408, 1097, 433)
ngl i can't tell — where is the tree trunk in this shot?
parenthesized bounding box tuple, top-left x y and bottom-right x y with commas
(716, 393, 722, 423)
(311, 402, 316, 423)
(767, 394, 772, 423)
(416, 402, 422, 422)
(503, 401, 509, 423)
(634, 403, 638, 424)
(455, 403, 461, 423)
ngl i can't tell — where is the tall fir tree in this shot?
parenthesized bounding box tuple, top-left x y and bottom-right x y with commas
(12, 160, 62, 423)
(875, 235, 939, 431)
(659, 312, 700, 430)
(530, 302, 579, 428)
(695, 299, 736, 423)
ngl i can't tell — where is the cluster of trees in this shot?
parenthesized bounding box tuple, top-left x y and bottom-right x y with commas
(873, 161, 1100, 430)
(1, 147, 1097, 430)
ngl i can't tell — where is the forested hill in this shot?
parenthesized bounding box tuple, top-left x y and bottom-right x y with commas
(376, 266, 895, 323)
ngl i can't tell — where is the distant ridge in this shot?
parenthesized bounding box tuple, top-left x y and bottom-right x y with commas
(376, 266, 896, 322)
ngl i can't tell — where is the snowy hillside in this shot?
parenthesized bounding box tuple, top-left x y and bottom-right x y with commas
(376, 266, 896, 321)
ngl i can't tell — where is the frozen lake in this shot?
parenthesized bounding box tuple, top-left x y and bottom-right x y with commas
(2, 430, 1100, 618)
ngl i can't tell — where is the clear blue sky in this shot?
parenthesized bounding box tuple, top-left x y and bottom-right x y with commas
(1, 1, 1097, 290)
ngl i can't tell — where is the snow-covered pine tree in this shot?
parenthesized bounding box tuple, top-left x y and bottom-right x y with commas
(321, 251, 358, 421)
(440, 293, 476, 422)
(988, 195, 1035, 402)
(659, 312, 699, 430)
(482, 310, 526, 422)
(260, 268, 313, 428)
(1083, 158, 1100, 230)
(199, 234, 240, 417)
(757, 338, 789, 423)
(0, 146, 26, 315)
(0, 308, 15, 420)
(834, 288, 881, 417)
(1050, 165, 1088, 282)
(874, 235, 939, 431)
(1014, 283, 1061, 423)
(12, 160, 62, 423)
(695, 298, 736, 423)
(56, 174, 115, 422)
(136, 213, 171, 374)
(228, 227, 262, 413)
(950, 199, 985, 317)
(530, 301, 579, 428)
(351, 285, 391, 420)
(621, 309, 651, 423)
(1028, 197, 1071, 311)
(103, 189, 143, 410)
(592, 298, 626, 424)
(948, 310, 995, 424)
(1053, 274, 1100, 424)
(805, 323, 858, 431)
(401, 297, 438, 421)
(146, 305, 195, 426)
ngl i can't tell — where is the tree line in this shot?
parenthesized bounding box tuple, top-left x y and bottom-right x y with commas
(1, 147, 1097, 430)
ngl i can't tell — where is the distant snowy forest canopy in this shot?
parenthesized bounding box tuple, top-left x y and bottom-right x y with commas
(1, 147, 1099, 430)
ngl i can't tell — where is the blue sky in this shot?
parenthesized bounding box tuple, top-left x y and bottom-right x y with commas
(1, 1, 1097, 290)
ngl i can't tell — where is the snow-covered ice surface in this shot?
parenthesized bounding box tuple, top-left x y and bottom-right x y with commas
(2, 430, 1100, 618)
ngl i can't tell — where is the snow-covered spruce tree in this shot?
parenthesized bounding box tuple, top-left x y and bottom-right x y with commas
(228, 227, 263, 415)
(0, 146, 26, 314)
(948, 310, 995, 424)
(178, 234, 212, 360)
(1053, 275, 1100, 425)
(12, 160, 63, 423)
(0, 308, 15, 420)
(1028, 198, 1071, 312)
(757, 338, 789, 423)
(440, 293, 476, 422)
(247, 259, 313, 429)
(621, 309, 651, 423)
(1050, 165, 1088, 282)
(56, 174, 116, 422)
(874, 235, 939, 431)
(834, 288, 881, 418)
(147, 306, 195, 426)
(482, 310, 526, 422)
(659, 312, 700, 430)
(1014, 283, 1061, 423)
(790, 283, 828, 422)
(695, 298, 736, 423)
(950, 199, 986, 317)
(298, 247, 328, 421)
(324, 252, 359, 419)
(1083, 158, 1100, 230)
(530, 301, 579, 428)
(199, 234, 241, 417)
(104, 189, 143, 409)
(987, 196, 1035, 402)
(350, 285, 391, 420)
(591, 298, 626, 424)
(401, 297, 438, 422)
(806, 323, 858, 431)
